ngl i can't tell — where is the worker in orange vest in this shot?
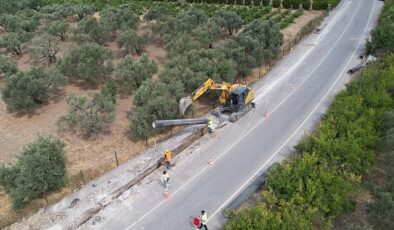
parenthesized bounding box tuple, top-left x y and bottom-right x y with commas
(164, 148, 172, 170)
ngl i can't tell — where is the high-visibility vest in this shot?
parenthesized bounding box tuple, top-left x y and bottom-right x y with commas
(162, 173, 169, 182)
(200, 213, 208, 224)
(165, 151, 171, 161)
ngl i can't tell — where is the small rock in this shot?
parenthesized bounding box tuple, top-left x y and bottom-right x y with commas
(69, 198, 80, 208)
(91, 216, 103, 225)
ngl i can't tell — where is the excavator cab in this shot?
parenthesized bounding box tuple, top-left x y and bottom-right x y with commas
(227, 87, 248, 113)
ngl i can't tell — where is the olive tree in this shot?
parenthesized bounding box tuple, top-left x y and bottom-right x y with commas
(220, 36, 260, 77)
(173, 8, 208, 34)
(115, 54, 158, 93)
(0, 31, 32, 55)
(40, 3, 74, 20)
(192, 19, 221, 48)
(30, 34, 60, 64)
(73, 16, 111, 45)
(130, 79, 184, 140)
(1, 67, 67, 112)
(0, 10, 40, 32)
(57, 43, 113, 86)
(143, 7, 171, 22)
(73, 4, 96, 21)
(129, 106, 152, 140)
(100, 4, 140, 31)
(214, 10, 244, 35)
(0, 0, 45, 14)
(117, 29, 152, 55)
(57, 85, 116, 136)
(0, 14, 19, 32)
(46, 19, 69, 41)
(241, 19, 283, 67)
(220, 20, 283, 77)
(162, 49, 237, 91)
(0, 54, 18, 77)
(0, 135, 66, 209)
(164, 33, 200, 58)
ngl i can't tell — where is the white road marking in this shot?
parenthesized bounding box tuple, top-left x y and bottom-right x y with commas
(254, 0, 352, 101)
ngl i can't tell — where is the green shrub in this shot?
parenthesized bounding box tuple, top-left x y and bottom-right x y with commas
(312, 1, 329, 10)
(1, 67, 66, 112)
(367, 0, 394, 55)
(129, 79, 184, 139)
(115, 54, 158, 93)
(272, 0, 281, 8)
(57, 85, 116, 136)
(302, 0, 311, 10)
(235, 0, 243, 5)
(0, 54, 18, 77)
(0, 136, 66, 209)
(57, 43, 113, 86)
(293, 0, 302, 9)
(282, 0, 292, 9)
(262, 0, 270, 6)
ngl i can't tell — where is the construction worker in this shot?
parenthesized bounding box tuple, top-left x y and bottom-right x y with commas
(162, 170, 170, 191)
(164, 148, 172, 170)
(199, 210, 208, 230)
(208, 117, 213, 133)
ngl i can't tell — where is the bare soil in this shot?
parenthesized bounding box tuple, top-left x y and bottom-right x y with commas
(333, 188, 373, 230)
(0, 10, 323, 228)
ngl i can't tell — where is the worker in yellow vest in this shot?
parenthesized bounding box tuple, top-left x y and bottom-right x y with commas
(198, 210, 208, 230)
(164, 148, 172, 170)
(162, 170, 170, 191)
(208, 117, 213, 133)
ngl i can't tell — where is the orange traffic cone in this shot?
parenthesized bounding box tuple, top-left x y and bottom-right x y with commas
(164, 191, 171, 200)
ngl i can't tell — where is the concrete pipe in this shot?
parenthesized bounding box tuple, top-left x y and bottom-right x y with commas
(152, 118, 208, 128)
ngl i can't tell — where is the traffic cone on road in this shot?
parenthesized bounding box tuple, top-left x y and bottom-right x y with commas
(164, 191, 171, 200)
(264, 111, 269, 117)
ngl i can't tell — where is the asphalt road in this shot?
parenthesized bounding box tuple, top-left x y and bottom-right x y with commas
(79, 0, 383, 229)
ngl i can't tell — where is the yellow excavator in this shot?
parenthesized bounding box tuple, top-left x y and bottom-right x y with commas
(179, 79, 255, 122)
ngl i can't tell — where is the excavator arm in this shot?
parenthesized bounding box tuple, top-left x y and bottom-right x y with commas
(190, 79, 215, 101)
(179, 79, 233, 115)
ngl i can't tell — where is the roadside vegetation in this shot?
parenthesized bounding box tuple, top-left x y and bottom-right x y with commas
(0, 136, 66, 209)
(225, 0, 394, 229)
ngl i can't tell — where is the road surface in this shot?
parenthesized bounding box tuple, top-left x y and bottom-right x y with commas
(79, 0, 383, 229)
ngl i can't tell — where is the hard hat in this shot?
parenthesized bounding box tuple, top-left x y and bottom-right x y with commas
(166, 148, 170, 152)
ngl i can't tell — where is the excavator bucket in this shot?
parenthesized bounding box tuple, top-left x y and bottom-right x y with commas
(179, 96, 193, 116)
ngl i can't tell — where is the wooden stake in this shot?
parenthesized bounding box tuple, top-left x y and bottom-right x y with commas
(114, 151, 119, 166)
(80, 170, 86, 185)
